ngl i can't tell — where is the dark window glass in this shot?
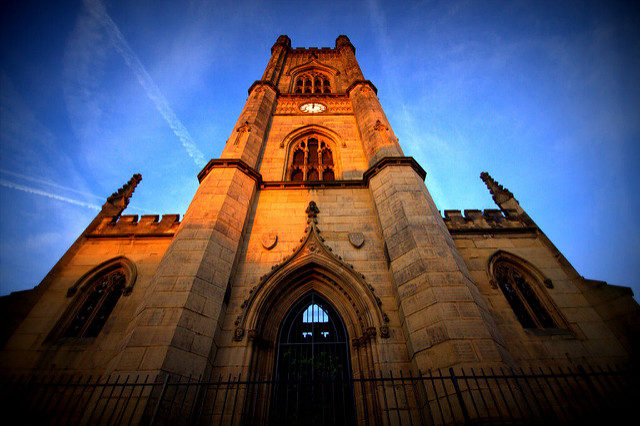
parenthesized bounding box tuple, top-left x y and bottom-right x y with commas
(322, 149, 333, 165)
(291, 168, 303, 181)
(307, 139, 319, 165)
(307, 168, 319, 181)
(273, 292, 355, 425)
(64, 270, 125, 338)
(288, 137, 337, 182)
(292, 149, 304, 166)
(322, 168, 335, 181)
(495, 262, 556, 330)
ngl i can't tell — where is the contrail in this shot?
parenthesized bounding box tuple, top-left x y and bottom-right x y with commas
(0, 179, 101, 210)
(0, 169, 155, 214)
(83, 0, 206, 167)
(0, 169, 103, 200)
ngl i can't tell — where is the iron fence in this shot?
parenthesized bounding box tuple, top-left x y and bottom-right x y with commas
(0, 364, 635, 425)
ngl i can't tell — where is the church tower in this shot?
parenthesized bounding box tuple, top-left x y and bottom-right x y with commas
(105, 34, 511, 380)
(1, 35, 637, 425)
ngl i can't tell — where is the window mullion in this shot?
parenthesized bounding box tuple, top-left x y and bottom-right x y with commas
(79, 288, 108, 337)
(510, 271, 543, 329)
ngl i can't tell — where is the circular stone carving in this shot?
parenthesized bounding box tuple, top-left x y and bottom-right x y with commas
(261, 232, 277, 250)
(349, 232, 365, 248)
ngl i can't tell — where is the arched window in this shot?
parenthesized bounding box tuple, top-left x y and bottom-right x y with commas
(272, 292, 354, 425)
(47, 257, 136, 341)
(293, 72, 331, 94)
(287, 135, 335, 181)
(63, 269, 126, 338)
(492, 260, 558, 330)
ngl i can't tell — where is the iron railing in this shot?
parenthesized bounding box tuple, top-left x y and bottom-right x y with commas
(0, 364, 635, 425)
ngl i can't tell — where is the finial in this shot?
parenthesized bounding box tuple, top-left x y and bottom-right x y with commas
(306, 201, 319, 222)
(480, 172, 514, 206)
(106, 173, 142, 211)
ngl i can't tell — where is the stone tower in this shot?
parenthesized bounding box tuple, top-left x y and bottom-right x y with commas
(1, 37, 637, 423)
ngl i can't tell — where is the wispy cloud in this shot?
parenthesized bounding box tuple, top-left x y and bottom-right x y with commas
(0, 169, 155, 214)
(0, 169, 103, 200)
(366, 0, 454, 207)
(82, 0, 206, 167)
(0, 179, 101, 210)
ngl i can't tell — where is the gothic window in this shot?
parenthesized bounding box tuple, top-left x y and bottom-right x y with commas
(493, 261, 557, 330)
(287, 135, 336, 181)
(47, 258, 136, 342)
(272, 292, 354, 424)
(63, 269, 126, 338)
(293, 72, 331, 94)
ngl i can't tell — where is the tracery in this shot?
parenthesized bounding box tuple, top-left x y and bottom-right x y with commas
(288, 135, 335, 181)
(294, 72, 331, 94)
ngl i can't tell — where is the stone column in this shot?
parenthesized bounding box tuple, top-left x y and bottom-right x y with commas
(220, 36, 288, 168)
(337, 36, 403, 167)
(367, 164, 510, 369)
(109, 164, 259, 379)
(108, 38, 287, 379)
(340, 32, 509, 368)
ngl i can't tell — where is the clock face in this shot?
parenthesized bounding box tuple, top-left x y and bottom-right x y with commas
(299, 102, 326, 114)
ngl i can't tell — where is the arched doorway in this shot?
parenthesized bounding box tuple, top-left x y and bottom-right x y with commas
(271, 292, 355, 425)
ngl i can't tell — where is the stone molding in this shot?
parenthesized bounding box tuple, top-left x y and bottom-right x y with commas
(197, 158, 263, 184)
(443, 209, 537, 235)
(275, 96, 352, 115)
(260, 180, 366, 190)
(233, 201, 390, 343)
(65, 256, 137, 298)
(87, 214, 180, 238)
(346, 80, 378, 96)
(486, 250, 554, 290)
(247, 80, 279, 96)
(362, 156, 427, 184)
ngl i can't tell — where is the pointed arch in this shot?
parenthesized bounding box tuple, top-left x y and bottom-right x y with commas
(234, 222, 389, 345)
(46, 257, 137, 342)
(66, 256, 137, 297)
(288, 59, 340, 78)
(487, 251, 552, 290)
(487, 251, 568, 331)
(280, 125, 343, 180)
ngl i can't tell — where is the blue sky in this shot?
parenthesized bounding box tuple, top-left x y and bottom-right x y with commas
(1, 0, 639, 299)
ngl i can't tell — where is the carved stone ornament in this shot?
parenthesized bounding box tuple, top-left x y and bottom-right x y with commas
(306, 201, 320, 220)
(232, 201, 392, 341)
(348, 232, 365, 249)
(236, 121, 252, 133)
(373, 119, 388, 132)
(379, 325, 390, 338)
(233, 327, 244, 341)
(261, 232, 278, 250)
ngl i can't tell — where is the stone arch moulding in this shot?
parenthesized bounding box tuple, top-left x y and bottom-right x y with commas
(234, 203, 390, 345)
(486, 250, 554, 290)
(287, 59, 340, 79)
(66, 256, 138, 297)
(280, 125, 344, 179)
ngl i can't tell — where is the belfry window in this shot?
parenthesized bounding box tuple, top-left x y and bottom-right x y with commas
(287, 135, 335, 181)
(493, 261, 557, 330)
(63, 269, 126, 338)
(294, 72, 331, 94)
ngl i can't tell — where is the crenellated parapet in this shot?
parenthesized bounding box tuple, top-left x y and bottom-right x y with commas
(88, 214, 181, 238)
(443, 209, 537, 234)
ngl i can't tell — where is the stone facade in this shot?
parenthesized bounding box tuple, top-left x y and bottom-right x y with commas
(1, 35, 638, 390)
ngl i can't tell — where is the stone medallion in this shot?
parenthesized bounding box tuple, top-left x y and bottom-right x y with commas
(261, 232, 277, 250)
(348, 232, 365, 249)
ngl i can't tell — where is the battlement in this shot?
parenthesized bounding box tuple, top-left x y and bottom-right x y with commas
(291, 47, 335, 53)
(443, 209, 536, 234)
(88, 214, 180, 238)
